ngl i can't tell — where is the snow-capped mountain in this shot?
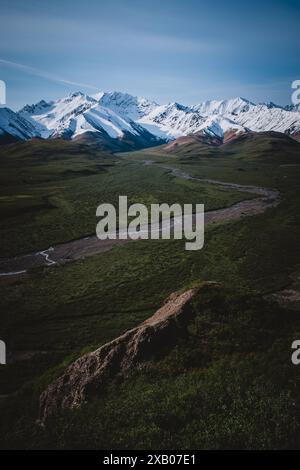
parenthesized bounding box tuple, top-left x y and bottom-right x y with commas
(20, 92, 97, 138)
(138, 102, 205, 139)
(192, 97, 253, 116)
(0, 107, 39, 142)
(18, 91, 161, 150)
(137, 101, 247, 140)
(97, 91, 158, 121)
(1, 91, 300, 148)
(233, 102, 300, 136)
(196, 115, 246, 140)
(192, 97, 300, 138)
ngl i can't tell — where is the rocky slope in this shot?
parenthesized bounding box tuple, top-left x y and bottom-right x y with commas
(39, 287, 200, 423)
(0, 107, 39, 142)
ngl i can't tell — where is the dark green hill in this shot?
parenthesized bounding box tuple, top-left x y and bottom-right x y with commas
(143, 131, 299, 163)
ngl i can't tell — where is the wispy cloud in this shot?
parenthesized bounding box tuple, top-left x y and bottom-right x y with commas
(0, 59, 99, 90)
(0, 12, 227, 56)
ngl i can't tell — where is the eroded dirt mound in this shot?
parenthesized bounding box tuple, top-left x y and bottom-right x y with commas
(39, 287, 199, 423)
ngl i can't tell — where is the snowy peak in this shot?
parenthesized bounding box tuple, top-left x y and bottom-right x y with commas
(98, 91, 158, 121)
(59, 91, 97, 107)
(20, 92, 125, 139)
(192, 97, 254, 116)
(75, 104, 140, 139)
(229, 101, 300, 134)
(20, 99, 52, 116)
(138, 102, 204, 139)
(19, 92, 99, 138)
(20, 92, 96, 117)
(138, 100, 247, 141)
(191, 96, 300, 138)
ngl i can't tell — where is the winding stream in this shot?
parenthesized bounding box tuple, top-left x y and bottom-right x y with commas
(0, 163, 279, 277)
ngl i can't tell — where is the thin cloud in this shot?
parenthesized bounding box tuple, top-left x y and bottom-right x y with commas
(0, 59, 99, 90)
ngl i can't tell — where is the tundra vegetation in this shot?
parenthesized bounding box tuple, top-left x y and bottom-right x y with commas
(0, 132, 300, 449)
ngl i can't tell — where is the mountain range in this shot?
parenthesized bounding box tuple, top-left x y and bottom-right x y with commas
(0, 91, 300, 150)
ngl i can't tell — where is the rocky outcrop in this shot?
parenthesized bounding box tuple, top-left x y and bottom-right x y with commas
(39, 287, 200, 423)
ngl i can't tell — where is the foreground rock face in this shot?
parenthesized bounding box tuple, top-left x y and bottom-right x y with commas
(39, 287, 199, 423)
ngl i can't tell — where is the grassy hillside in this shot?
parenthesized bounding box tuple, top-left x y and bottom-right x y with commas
(126, 131, 300, 187)
(26, 284, 300, 450)
(0, 139, 251, 257)
(0, 134, 300, 449)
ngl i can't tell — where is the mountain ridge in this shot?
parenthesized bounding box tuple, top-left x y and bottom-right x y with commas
(1, 91, 300, 149)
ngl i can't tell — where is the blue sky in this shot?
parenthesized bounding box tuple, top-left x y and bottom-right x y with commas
(0, 0, 299, 109)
